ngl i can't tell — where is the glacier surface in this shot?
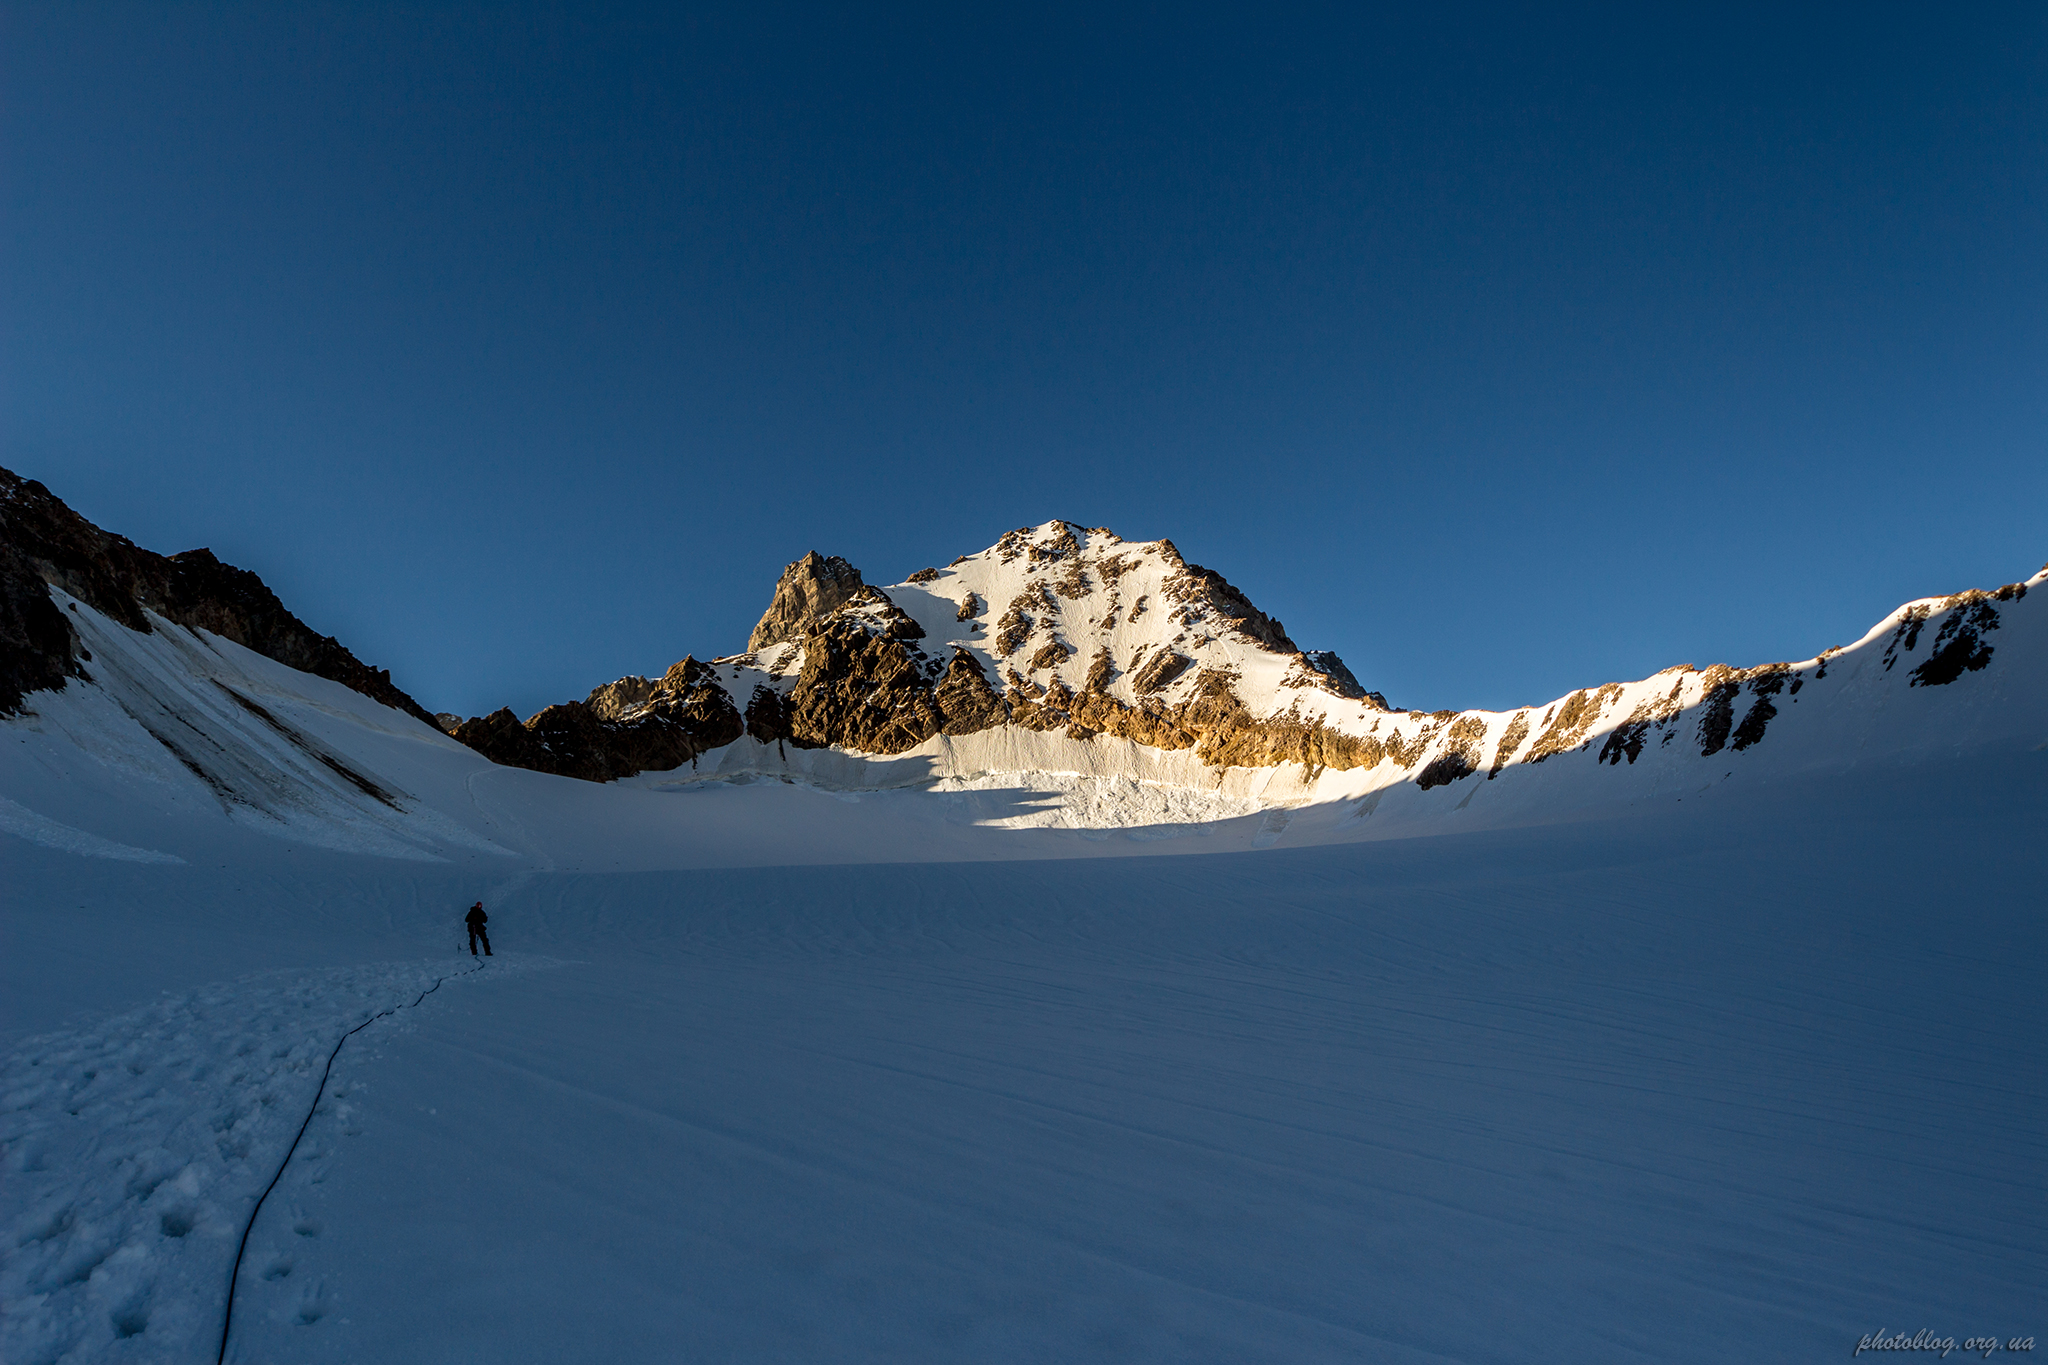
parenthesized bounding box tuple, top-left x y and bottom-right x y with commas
(2, 576, 2043, 1363)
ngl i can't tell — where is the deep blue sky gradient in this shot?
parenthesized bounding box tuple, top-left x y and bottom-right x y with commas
(5, 2, 2043, 716)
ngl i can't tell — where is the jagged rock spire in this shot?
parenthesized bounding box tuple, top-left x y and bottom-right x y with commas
(748, 552, 864, 652)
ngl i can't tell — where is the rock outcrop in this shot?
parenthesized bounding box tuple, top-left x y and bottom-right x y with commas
(0, 531, 81, 715)
(771, 589, 1013, 751)
(0, 465, 437, 725)
(748, 552, 864, 652)
(451, 657, 743, 782)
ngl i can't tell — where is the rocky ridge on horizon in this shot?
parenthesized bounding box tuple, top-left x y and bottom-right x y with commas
(3, 471, 2033, 797)
(0, 466, 437, 725)
(448, 657, 744, 784)
(443, 518, 2035, 790)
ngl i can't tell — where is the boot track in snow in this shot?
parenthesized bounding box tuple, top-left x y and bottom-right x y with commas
(215, 957, 488, 1365)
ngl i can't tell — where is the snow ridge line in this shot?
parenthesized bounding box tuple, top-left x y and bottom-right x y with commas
(215, 957, 487, 1365)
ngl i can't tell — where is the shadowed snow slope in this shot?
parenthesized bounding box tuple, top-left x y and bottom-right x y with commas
(2, 564, 2044, 1363)
(3, 757, 2043, 1363)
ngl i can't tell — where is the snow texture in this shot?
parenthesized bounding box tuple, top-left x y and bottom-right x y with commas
(1, 556, 2043, 1362)
(1, 961, 525, 1364)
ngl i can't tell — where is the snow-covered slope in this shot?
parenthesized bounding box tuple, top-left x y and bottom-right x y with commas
(5, 748, 2042, 1364)
(5, 523, 2044, 1364)
(1, 588, 520, 865)
(5, 524, 2043, 861)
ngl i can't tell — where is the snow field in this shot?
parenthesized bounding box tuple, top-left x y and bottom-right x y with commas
(0, 958, 522, 1365)
(96, 757, 2048, 1363)
(0, 554, 2043, 1361)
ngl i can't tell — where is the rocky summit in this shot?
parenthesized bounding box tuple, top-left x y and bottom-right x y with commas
(448, 522, 1408, 783)
(747, 551, 865, 652)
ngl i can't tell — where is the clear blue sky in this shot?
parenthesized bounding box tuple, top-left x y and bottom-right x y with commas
(5, 2, 2043, 718)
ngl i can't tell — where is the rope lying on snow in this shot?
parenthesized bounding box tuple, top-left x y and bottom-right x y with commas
(216, 957, 488, 1365)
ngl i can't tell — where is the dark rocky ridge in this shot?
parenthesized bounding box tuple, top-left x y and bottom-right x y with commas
(0, 532, 80, 714)
(450, 657, 743, 782)
(0, 466, 438, 725)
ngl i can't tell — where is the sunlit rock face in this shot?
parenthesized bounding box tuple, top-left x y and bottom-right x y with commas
(747, 551, 865, 653)
(702, 522, 1396, 767)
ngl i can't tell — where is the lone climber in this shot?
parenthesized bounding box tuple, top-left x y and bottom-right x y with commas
(465, 902, 493, 957)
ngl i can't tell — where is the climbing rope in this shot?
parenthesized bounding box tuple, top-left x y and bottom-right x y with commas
(215, 957, 487, 1364)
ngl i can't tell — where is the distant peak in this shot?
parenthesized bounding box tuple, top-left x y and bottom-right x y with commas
(748, 551, 865, 652)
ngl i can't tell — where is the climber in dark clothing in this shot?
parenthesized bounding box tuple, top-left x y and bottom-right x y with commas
(465, 902, 492, 957)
